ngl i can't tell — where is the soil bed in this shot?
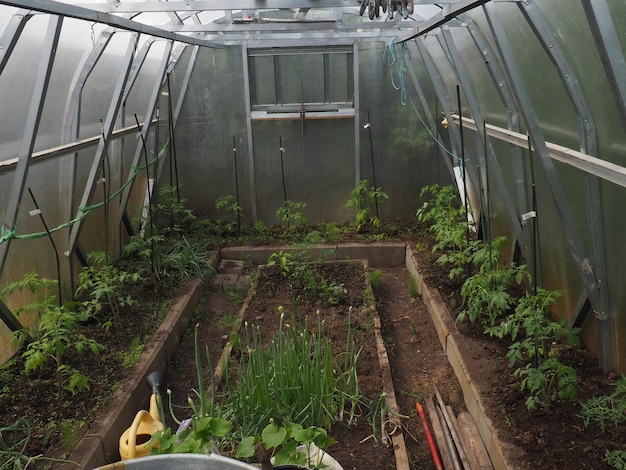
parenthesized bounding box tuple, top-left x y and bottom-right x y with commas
(169, 260, 399, 470)
(1, 222, 623, 469)
(167, 257, 466, 470)
(411, 234, 623, 470)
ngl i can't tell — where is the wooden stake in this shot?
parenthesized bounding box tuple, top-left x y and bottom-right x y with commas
(434, 385, 471, 469)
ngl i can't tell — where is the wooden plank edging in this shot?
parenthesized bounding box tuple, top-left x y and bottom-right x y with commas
(60, 275, 207, 469)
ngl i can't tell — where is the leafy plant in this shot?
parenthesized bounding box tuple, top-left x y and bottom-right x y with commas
(5, 274, 103, 399)
(489, 288, 581, 410)
(345, 179, 389, 231)
(235, 419, 336, 468)
(514, 357, 577, 410)
(123, 220, 165, 279)
(437, 236, 508, 279)
(458, 262, 526, 327)
(417, 184, 469, 254)
(225, 309, 364, 435)
(157, 184, 196, 234)
(152, 324, 231, 454)
(276, 200, 308, 230)
(266, 250, 295, 277)
(77, 251, 143, 333)
(215, 194, 243, 233)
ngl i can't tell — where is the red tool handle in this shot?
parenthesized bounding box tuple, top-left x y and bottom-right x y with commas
(416, 402, 444, 470)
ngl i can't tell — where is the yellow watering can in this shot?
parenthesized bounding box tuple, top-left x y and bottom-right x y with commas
(119, 371, 165, 460)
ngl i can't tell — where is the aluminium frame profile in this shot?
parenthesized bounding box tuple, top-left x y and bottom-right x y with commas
(482, 2, 614, 370)
(438, 26, 527, 259)
(453, 117, 626, 191)
(1, 0, 225, 48)
(67, 33, 140, 255)
(582, 0, 626, 133)
(459, 14, 532, 263)
(519, 0, 610, 363)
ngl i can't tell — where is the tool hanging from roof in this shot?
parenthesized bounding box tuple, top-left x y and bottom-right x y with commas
(358, 0, 414, 21)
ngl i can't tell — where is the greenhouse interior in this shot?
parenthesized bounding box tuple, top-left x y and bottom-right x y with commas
(1, 0, 626, 469)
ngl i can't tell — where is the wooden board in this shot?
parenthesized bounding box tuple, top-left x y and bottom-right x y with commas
(456, 411, 494, 470)
(424, 395, 455, 470)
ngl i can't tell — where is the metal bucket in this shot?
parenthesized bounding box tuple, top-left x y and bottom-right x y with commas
(92, 453, 258, 470)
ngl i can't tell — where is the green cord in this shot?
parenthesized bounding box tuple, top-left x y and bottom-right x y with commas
(384, 37, 462, 163)
(0, 141, 170, 246)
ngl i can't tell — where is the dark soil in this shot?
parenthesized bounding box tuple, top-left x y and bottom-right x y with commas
(0, 220, 623, 469)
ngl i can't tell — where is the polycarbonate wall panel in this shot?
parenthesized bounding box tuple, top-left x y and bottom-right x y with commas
(359, 42, 452, 220)
(328, 53, 349, 103)
(79, 33, 136, 140)
(32, 19, 88, 153)
(250, 56, 277, 106)
(1, 155, 70, 326)
(403, 41, 454, 188)
(252, 119, 354, 224)
(280, 54, 325, 105)
(121, 41, 168, 129)
(0, 14, 49, 160)
(170, 46, 248, 220)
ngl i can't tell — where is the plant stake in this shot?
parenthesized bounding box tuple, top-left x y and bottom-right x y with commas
(457, 86, 470, 277)
(27, 188, 62, 306)
(232, 136, 241, 235)
(279, 136, 289, 228)
(133, 113, 155, 276)
(364, 108, 380, 219)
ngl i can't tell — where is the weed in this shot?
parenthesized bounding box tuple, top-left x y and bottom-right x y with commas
(605, 450, 626, 469)
(60, 418, 85, 451)
(122, 337, 145, 368)
(409, 275, 419, 299)
(267, 250, 295, 277)
(217, 314, 239, 330)
(579, 376, 626, 432)
(369, 269, 382, 295)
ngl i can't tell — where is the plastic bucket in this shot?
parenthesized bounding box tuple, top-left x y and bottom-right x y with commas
(92, 453, 258, 470)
